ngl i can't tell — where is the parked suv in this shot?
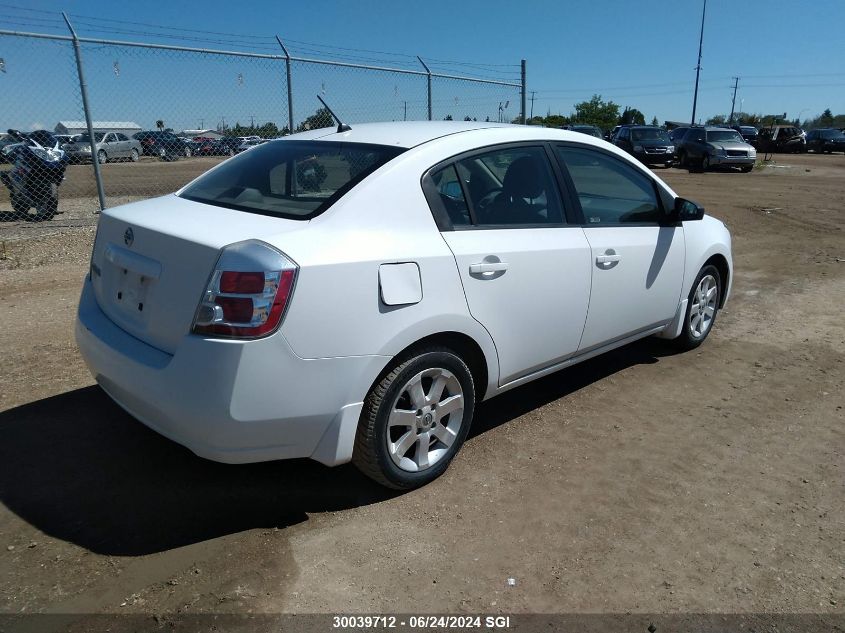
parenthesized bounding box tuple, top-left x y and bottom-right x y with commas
(731, 125, 759, 147)
(756, 125, 806, 153)
(804, 128, 845, 153)
(64, 132, 143, 164)
(613, 125, 674, 167)
(133, 131, 193, 159)
(567, 125, 603, 139)
(676, 126, 756, 172)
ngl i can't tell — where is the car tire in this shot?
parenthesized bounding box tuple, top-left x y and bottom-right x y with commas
(677, 151, 687, 168)
(130, 149, 139, 162)
(352, 347, 475, 490)
(184, 147, 191, 158)
(10, 191, 29, 216)
(34, 192, 58, 221)
(671, 264, 722, 351)
(227, 148, 235, 157)
(702, 155, 711, 171)
(741, 164, 753, 173)
(97, 150, 107, 165)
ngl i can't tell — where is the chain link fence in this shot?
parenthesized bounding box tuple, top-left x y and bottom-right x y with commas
(0, 21, 524, 237)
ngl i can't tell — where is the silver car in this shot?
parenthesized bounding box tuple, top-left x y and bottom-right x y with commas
(65, 132, 143, 164)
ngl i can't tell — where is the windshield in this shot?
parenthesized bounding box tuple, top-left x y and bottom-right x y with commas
(179, 140, 405, 219)
(78, 132, 105, 142)
(740, 127, 757, 134)
(707, 130, 744, 143)
(631, 128, 670, 142)
(573, 126, 602, 137)
(821, 130, 845, 139)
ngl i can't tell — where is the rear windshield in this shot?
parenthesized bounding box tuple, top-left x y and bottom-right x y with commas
(821, 129, 845, 139)
(179, 140, 405, 219)
(78, 132, 105, 142)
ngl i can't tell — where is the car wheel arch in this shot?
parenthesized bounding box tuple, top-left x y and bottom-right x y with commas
(371, 331, 492, 404)
(703, 253, 730, 307)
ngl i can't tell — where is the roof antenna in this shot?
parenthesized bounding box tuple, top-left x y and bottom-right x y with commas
(317, 95, 351, 133)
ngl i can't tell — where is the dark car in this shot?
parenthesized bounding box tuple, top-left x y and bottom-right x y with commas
(805, 128, 845, 154)
(567, 124, 603, 139)
(668, 127, 691, 148)
(756, 125, 806, 153)
(133, 131, 193, 159)
(731, 125, 759, 147)
(676, 126, 756, 172)
(193, 136, 241, 157)
(613, 125, 675, 167)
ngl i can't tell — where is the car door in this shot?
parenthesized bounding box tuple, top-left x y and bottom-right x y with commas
(424, 144, 592, 385)
(615, 127, 632, 153)
(100, 133, 115, 157)
(554, 144, 685, 351)
(115, 133, 130, 157)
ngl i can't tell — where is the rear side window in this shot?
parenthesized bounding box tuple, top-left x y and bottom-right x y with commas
(556, 146, 662, 224)
(429, 165, 470, 226)
(180, 140, 404, 219)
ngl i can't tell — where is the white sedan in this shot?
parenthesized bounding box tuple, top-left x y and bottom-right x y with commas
(76, 121, 732, 489)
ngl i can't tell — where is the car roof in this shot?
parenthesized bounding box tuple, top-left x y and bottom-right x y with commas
(284, 121, 524, 149)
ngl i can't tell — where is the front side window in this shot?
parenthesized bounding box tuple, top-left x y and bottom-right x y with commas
(180, 140, 404, 219)
(556, 146, 662, 224)
(456, 146, 563, 226)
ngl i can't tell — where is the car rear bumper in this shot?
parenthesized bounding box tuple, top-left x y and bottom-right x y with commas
(75, 277, 387, 466)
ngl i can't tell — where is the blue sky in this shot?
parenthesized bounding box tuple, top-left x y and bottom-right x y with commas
(1, 0, 843, 132)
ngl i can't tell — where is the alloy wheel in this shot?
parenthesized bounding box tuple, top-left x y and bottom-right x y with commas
(386, 367, 465, 472)
(689, 274, 718, 339)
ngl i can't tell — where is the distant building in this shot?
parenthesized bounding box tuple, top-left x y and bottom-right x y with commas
(180, 129, 224, 139)
(55, 121, 142, 136)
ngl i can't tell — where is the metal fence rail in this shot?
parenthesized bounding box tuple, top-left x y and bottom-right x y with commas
(0, 18, 525, 230)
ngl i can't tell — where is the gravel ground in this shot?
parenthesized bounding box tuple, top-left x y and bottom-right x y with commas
(0, 153, 842, 629)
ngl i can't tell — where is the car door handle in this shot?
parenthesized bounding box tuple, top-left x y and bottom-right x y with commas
(596, 250, 621, 268)
(469, 262, 509, 274)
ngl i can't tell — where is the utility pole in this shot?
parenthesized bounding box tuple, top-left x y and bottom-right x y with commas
(250, 115, 255, 128)
(691, 0, 707, 125)
(728, 77, 739, 124)
(404, 101, 407, 121)
(529, 91, 536, 120)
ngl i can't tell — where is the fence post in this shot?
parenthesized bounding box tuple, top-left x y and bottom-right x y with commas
(62, 12, 106, 212)
(417, 56, 432, 121)
(276, 36, 294, 134)
(520, 59, 527, 125)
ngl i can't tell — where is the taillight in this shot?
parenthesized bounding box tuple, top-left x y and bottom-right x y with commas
(192, 240, 297, 339)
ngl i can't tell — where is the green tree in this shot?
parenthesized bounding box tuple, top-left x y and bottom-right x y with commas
(544, 114, 570, 128)
(443, 114, 453, 121)
(618, 107, 645, 126)
(819, 108, 834, 126)
(573, 95, 620, 130)
(705, 114, 727, 125)
(295, 108, 334, 133)
(155, 119, 164, 131)
(651, 116, 659, 126)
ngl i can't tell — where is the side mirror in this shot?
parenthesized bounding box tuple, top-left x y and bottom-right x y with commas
(670, 197, 705, 222)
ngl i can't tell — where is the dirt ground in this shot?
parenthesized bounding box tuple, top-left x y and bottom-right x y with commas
(0, 154, 842, 627)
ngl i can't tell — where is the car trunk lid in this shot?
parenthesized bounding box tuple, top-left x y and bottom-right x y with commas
(90, 194, 306, 354)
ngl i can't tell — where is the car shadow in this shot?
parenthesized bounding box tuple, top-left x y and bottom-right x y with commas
(0, 338, 674, 557)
